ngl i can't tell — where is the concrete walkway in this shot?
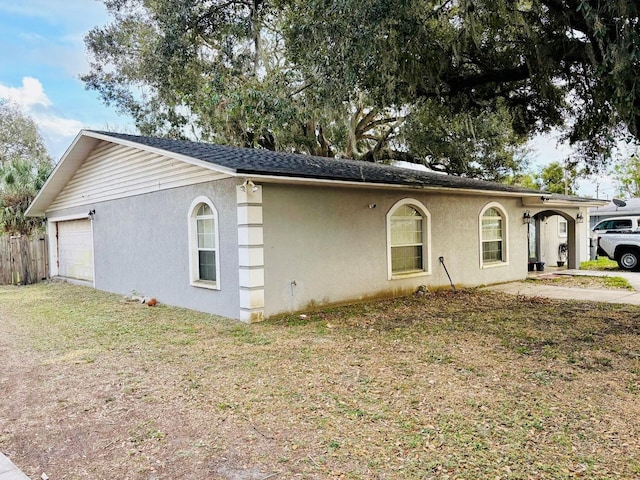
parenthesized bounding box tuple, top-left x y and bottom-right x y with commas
(485, 268, 640, 305)
(0, 453, 29, 480)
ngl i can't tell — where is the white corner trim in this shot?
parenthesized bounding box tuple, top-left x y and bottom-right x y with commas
(237, 184, 264, 322)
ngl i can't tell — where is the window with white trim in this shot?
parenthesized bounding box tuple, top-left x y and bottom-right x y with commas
(480, 204, 507, 266)
(558, 219, 568, 237)
(189, 197, 220, 289)
(387, 199, 431, 278)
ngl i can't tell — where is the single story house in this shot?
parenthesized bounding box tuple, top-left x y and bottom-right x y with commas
(26, 130, 606, 321)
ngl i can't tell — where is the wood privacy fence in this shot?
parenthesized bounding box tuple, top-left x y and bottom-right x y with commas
(0, 234, 49, 285)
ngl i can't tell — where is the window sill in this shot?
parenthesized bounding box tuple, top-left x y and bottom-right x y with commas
(390, 270, 431, 280)
(481, 261, 509, 269)
(191, 280, 220, 290)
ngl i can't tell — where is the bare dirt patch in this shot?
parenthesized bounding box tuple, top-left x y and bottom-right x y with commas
(1, 283, 640, 479)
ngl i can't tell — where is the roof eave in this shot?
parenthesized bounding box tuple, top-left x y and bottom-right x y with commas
(85, 130, 238, 176)
(26, 131, 102, 217)
(237, 173, 550, 198)
(522, 196, 608, 208)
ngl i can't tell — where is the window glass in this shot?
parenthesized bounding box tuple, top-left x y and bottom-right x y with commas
(390, 204, 425, 274)
(481, 206, 505, 264)
(198, 251, 216, 281)
(613, 220, 632, 229)
(559, 220, 567, 236)
(191, 200, 218, 285)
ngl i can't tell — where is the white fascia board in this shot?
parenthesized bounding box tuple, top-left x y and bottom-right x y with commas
(26, 131, 101, 217)
(522, 196, 609, 208)
(240, 173, 548, 199)
(83, 131, 239, 176)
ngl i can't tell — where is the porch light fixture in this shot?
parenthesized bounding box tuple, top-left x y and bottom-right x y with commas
(87, 209, 96, 219)
(240, 179, 259, 193)
(522, 210, 531, 224)
(576, 212, 584, 223)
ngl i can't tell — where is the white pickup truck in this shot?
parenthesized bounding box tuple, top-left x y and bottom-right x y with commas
(598, 233, 640, 271)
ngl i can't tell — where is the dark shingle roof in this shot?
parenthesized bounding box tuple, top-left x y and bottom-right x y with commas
(91, 131, 543, 195)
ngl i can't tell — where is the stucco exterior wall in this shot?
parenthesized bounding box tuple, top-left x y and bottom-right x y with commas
(46, 178, 241, 318)
(262, 184, 529, 317)
(537, 215, 568, 266)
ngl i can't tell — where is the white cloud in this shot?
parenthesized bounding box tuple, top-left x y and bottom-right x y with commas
(0, 77, 83, 157)
(34, 113, 83, 138)
(0, 76, 51, 108)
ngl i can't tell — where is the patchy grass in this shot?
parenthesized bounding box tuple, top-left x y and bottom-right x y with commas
(1, 282, 640, 479)
(602, 276, 634, 289)
(580, 257, 619, 271)
(527, 274, 633, 290)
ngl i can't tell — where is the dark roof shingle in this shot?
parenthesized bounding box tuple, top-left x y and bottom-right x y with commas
(91, 131, 542, 194)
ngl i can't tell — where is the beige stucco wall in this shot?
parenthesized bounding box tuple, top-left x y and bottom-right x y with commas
(262, 183, 529, 317)
(537, 215, 569, 266)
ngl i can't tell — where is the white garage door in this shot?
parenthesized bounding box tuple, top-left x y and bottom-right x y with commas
(57, 219, 94, 282)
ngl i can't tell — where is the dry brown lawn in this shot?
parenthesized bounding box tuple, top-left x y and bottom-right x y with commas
(1, 282, 640, 479)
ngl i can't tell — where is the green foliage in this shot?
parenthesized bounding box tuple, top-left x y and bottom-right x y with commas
(0, 101, 53, 235)
(283, 0, 640, 172)
(612, 151, 640, 198)
(539, 161, 580, 195)
(83, 0, 529, 179)
(404, 99, 528, 181)
(84, 0, 640, 179)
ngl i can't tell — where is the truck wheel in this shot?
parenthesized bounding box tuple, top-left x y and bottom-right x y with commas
(617, 249, 640, 271)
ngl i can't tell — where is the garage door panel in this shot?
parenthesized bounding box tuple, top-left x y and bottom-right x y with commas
(57, 219, 94, 282)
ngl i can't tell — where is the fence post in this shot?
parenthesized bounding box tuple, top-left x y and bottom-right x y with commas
(0, 236, 9, 284)
(0, 234, 49, 285)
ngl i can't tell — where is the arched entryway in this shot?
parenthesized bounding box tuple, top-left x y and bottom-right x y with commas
(528, 209, 580, 270)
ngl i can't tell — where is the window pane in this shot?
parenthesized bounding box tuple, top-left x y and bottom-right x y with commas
(483, 240, 503, 262)
(196, 203, 213, 217)
(559, 221, 567, 234)
(482, 219, 502, 240)
(394, 205, 421, 217)
(392, 245, 423, 273)
(389, 204, 427, 275)
(199, 251, 216, 281)
(197, 218, 215, 248)
(482, 207, 505, 263)
(391, 218, 422, 245)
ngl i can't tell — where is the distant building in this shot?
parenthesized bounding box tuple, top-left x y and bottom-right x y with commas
(589, 198, 640, 229)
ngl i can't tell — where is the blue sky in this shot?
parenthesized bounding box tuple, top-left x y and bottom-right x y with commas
(0, 0, 620, 198)
(0, 0, 130, 157)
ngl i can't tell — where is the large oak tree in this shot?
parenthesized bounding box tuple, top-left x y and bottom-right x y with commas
(82, 0, 639, 180)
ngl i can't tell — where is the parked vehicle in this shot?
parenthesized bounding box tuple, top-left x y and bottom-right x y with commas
(598, 233, 640, 271)
(592, 217, 640, 256)
(592, 216, 640, 235)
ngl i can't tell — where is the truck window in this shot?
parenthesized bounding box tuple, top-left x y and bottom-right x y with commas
(594, 220, 614, 230)
(613, 220, 632, 229)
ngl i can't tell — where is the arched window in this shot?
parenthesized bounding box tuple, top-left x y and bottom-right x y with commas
(189, 197, 220, 289)
(480, 203, 508, 267)
(387, 199, 431, 278)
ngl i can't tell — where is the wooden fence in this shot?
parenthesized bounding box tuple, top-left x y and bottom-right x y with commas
(0, 234, 49, 285)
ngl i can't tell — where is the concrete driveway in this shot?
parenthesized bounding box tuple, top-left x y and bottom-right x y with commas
(485, 269, 640, 305)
